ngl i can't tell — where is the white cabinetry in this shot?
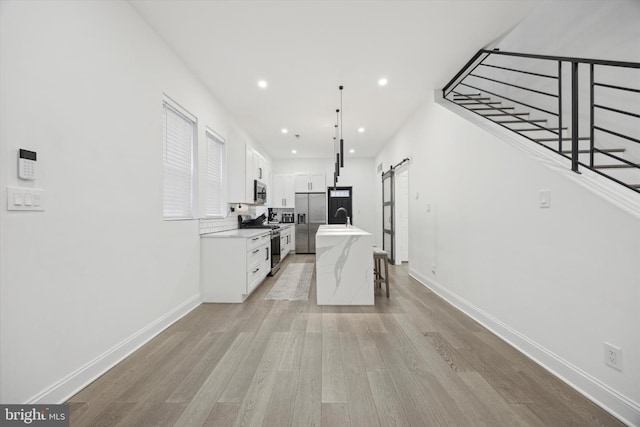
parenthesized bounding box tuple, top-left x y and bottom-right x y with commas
(295, 173, 326, 193)
(280, 225, 292, 259)
(245, 146, 270, 203)
(201, 231, 271, 303)
(272, 174, 295, 208)
(245, 147, 255, 202)
(253, 150, 268, 182)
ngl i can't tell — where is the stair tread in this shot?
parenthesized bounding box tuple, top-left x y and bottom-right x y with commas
(534, 137, 590, 142)
(456, 102, 501, 105)
(454, 97, 490, 101)
(482, 112, 529, 116)
(495, 119, 548, 123)
(513, 127, 567, 131)
(593, 164, 640, 169)
(561, 148, 625, 154)
(468, 107, 515, 111)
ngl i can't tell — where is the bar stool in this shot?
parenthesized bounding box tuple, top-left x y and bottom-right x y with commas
(373, 247, 390, 297)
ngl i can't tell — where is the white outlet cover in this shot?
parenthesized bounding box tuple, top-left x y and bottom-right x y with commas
(604, 342, 622, 371)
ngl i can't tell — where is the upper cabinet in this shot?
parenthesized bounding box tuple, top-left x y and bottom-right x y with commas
(229, 146, 271, 203)
(295, 173, 326, 193)
(251, 149, 268, 182)
(272, 174, 295, 208)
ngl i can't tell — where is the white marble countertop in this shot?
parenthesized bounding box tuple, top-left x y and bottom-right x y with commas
(317, 224, 371, 236)
(201, 228, 270, 239)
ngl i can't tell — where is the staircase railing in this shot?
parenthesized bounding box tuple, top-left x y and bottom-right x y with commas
(443, 49, 640, 193)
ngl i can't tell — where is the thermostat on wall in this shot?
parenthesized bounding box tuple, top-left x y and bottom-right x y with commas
(18, 149, 37, 180)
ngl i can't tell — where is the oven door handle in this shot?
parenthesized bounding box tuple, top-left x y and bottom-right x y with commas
(265, 247, 269, 261)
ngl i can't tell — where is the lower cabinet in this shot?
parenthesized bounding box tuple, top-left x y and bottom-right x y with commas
(201, 231, 270, 303)
(280, 232, 288, 261)
(280, 226, 292, 259)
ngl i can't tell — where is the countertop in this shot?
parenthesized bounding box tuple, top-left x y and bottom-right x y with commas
(316, 224, 371, 236)
(201, 228, 271, 239)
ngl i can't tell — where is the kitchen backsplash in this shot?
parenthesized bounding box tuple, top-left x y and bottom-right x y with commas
(268, 207, 294, 223)
(199, 216, 238, 234)
(199, 205, 263, 234)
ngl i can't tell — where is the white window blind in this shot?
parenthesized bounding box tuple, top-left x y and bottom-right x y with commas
(205, 129, 226, 217)
(163, 98, 196, 219)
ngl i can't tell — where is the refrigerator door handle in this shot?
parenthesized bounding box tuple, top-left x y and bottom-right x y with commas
(298, 213, 306, 224)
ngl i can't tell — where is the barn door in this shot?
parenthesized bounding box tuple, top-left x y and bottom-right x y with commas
(382, 169, 395, 264)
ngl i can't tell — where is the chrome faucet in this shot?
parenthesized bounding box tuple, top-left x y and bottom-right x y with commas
(334, 207, 350, 227)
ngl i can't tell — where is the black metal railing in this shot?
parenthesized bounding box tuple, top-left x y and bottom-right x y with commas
(443, 49, 640, 192)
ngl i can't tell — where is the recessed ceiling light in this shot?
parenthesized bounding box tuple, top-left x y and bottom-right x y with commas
(291, 150, 297, 154)
(378, 78, 388, 86)
(257, 80, 268, 88)
(358, 127, 365, 133)
(281, 128, 288, 134)
(349, 149, 355, 154)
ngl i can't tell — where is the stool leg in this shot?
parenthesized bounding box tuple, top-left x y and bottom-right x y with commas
(373, 257, 378, 291)
(384, 258, 389, 297)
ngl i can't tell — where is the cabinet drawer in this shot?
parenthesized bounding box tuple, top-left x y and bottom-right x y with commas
(247, 232, 269, 251)
(247, 244, 268, 270)
(247, 263, 267, 293)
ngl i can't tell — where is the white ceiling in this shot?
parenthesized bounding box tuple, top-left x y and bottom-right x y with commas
(129, 0, 541, 160)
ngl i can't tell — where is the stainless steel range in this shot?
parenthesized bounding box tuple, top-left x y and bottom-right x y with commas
(239, 214, 281, 275)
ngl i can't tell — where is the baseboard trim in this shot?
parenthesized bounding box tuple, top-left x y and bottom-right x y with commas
(28, 294, 202, 404)
(408, 267, 640, 427)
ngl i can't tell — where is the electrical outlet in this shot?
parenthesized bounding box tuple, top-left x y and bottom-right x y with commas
(604, 342, 622, 371)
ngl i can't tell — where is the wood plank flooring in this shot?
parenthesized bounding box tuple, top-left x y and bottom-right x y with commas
(67, 254, 624, 426)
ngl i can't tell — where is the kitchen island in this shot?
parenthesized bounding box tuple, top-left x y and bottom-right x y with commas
(315, 224, 373, 305)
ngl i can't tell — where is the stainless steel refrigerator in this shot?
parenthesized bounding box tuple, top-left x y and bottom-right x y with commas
(295, 193, 326, 253)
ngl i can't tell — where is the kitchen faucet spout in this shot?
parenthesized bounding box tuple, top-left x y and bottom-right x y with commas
(334, 207, 350, 227)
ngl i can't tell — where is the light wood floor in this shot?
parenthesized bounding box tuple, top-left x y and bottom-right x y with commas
(67, 254, 623, 426)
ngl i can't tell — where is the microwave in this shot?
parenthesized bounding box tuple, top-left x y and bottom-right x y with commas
(254, 179, 267, 204)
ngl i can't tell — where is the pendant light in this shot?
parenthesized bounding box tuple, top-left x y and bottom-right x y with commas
(339, 86, 344, 167)
(332, 85, 346, 190)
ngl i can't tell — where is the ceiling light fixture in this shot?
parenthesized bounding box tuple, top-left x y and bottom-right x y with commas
(281, 128, 288, 134)
(257, 80, 268, 88)
(291, 149, 297, 154)
(349, 149, 355, 154)
(378, 78, 388, 86)
(358, 127, 365, 133)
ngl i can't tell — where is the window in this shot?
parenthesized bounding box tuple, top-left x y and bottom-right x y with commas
(162, 96, 197, 220)
(205, 128, 226, 217)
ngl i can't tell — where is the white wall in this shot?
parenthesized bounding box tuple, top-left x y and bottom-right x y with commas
(0, 0, 255, 403)
(273, 157, 376, 234)
(496, 0, 640, 62)
(374, 1, 640, 423)
(377, 94, 640, 425)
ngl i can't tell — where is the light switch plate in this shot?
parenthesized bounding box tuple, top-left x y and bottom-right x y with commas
(539, 189, 551, 208)
(7, 186, 44, 211)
